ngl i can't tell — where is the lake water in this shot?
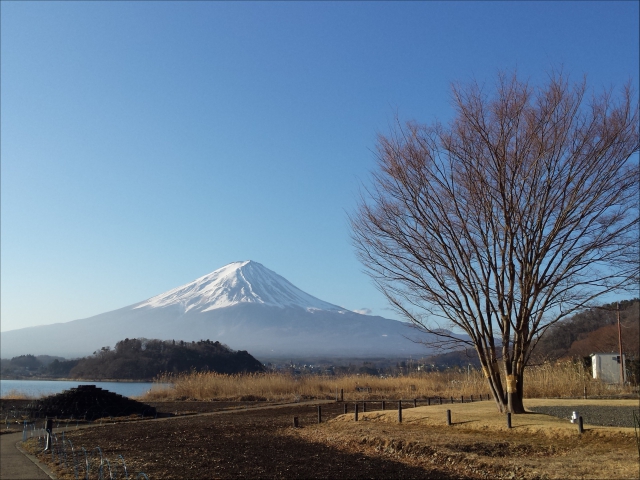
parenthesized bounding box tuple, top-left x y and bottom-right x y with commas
(0, 379, 163, 398)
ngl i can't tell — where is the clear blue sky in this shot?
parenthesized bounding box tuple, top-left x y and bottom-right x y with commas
(2, 1, 638, 332)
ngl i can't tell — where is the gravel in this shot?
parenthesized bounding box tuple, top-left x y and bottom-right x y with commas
(527, 405, 640, 428)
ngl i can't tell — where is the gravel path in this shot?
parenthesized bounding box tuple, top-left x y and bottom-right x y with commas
(527, 405, 639, 428)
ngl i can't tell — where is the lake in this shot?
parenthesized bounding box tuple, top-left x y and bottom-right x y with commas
(0, 379, 163, 398)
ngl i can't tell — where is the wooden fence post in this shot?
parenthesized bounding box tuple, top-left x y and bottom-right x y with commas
(578, 416, 584, 434)
(413, 399, 417, 408)
(293, 416, 299, 428)
(354, 404, 359, 422)
(398, 401, 402, 423)
(341, 389, 344, 402)
(446, 410, 452, 426)
(382, 400, 385, 410)
(507, 412, 512, 429)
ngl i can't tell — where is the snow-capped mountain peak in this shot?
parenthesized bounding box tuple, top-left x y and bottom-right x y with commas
(134, 260, 344, 313)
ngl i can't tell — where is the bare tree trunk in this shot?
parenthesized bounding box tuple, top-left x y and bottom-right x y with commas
(483, 359, 507, 412)
(508, 371, 526, 414)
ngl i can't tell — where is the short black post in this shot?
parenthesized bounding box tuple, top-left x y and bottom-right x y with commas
(413, 399, 417, 408)
(340, 389, 344, 402)
(343, 403, 347, 415)
(354, 404, 359, 422)
(506, 412, 512, 429)
(439, 396, 442, 405)
(583, 386, 587, 399)
(382, 400, 385, 410)
(450, 396, 454, 404)
(427, 397, 430, 406)
(461, 395, 464, 404)
(317, 406, 322, 424)
(446, 409, 452, 426)
(398, 401, 402, 423)
(363, 402, 367, 413)
(293, 416, 299, 428)
(578, 416, 584, 434)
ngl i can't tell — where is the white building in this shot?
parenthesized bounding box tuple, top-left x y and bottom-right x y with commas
(591, 353, 626, 384)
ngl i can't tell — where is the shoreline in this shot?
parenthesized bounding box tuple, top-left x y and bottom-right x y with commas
(1, 377, 155, 382)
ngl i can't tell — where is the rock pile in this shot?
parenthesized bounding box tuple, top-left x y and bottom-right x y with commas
(33, 385, 156, 419)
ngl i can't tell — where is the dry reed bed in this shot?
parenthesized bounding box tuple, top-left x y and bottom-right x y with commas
(0, 389, 40, 400)
(140, 362, 635, 402)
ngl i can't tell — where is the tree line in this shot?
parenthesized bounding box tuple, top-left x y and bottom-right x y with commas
(2, 338, 265, 380)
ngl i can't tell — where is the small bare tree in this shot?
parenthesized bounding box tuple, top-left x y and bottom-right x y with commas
(352, 72, 639, 413)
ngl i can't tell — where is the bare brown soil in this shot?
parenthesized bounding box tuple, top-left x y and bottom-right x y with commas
(24, 402, 460, 479)
(19, 400, 639, 479)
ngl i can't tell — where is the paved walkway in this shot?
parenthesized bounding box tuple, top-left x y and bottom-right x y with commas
(1, 432, 53, 479)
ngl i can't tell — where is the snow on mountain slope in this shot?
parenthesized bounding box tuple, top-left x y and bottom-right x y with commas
(134, 261, 344, 313)
(0, 260, 461, 359)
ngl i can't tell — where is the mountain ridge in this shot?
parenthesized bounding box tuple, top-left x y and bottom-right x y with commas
(0, 261, 457, 360)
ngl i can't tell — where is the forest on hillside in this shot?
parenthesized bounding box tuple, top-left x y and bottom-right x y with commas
(530, 299, 639, 362)
(1, 339, 265, 380)
(400, 299, 640, 379)
(69, 338, 265, 379)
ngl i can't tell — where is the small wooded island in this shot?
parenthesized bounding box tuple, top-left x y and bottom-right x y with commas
(1, 338, 265, 380)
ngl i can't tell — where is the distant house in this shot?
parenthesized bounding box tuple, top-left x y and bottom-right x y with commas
(591, 353, 626, 383)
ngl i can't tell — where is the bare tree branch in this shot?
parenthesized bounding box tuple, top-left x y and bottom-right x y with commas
(351, 71, 639, 413)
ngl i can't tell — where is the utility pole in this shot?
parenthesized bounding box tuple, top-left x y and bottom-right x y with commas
(617, 302, 624, 385)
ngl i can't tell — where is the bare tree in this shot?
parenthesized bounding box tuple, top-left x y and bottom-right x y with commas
(351, 72, 639, 413)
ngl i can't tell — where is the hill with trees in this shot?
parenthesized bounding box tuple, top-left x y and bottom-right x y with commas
(1, 354, 68, 378)
(67, 338, 265, 379)
(530, 299, 638, 361)
(1, 339, 264, 380)
(529, 299, 639, 383)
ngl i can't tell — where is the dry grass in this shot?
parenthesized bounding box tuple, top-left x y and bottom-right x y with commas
(138, 361, 636, 403)
(139, 371, 487, 403)
(0, 390, 39, 400)
(292, 399, 638, 479)
(523, 361, 632, 398)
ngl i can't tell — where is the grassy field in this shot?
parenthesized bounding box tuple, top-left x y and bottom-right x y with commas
(138, 361, 636, 403)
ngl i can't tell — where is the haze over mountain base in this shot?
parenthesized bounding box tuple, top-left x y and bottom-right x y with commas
(1, 261, 450, 360)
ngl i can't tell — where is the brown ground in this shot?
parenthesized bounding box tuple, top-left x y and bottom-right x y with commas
(17, 400, 640, 479)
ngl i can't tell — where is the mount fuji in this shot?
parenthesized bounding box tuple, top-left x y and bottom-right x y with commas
(1, 261, 442, 360)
